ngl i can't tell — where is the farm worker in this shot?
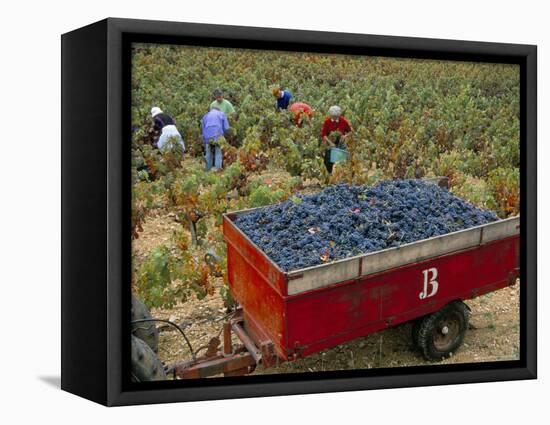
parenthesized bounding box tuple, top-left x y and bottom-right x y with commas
(289, 102, 313, 126)
(201, 105, 230, 171)
(210, 88, 236, 115)
(320, 105, 353, 174)
(150, 107, 185, 152)
(272, 87, 292, 110)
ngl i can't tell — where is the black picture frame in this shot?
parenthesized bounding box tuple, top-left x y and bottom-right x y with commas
(61, 17, 537, 406)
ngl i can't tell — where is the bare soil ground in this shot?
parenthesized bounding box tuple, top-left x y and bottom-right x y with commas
(133, 213, 520, 377)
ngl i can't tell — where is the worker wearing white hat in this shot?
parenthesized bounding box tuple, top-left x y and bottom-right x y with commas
(150, 107, 185, 152)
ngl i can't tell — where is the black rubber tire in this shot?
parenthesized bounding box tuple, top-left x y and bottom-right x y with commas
(131, 295, 159, 353)
(131, 335, 167, 382)
(416, 301, 470, 361)
(411, 319, 422, 349)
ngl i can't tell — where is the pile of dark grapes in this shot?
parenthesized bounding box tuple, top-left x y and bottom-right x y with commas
(234, 180, 498, 272)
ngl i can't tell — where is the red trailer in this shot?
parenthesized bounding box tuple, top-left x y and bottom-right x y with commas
(175, 190, 519, 378)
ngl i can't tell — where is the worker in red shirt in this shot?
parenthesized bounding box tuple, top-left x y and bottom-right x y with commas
(289, 102, 313, 126)
(320, 105, 353, 173)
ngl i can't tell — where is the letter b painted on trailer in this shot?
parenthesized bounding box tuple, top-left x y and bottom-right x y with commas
(419, 267, 439, 299)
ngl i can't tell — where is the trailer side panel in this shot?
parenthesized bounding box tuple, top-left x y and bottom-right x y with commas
(224, 215, 288, 359)
(285, 235, 519, 358)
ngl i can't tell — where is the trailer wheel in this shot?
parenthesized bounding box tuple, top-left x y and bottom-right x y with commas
(131, 295, 159, 353)
(411, 320, 422, 349)
(131, 335, 167, 382)
(416, 301, 470, 361)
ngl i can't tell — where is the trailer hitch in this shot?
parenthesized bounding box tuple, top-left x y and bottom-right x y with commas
(173, 309, 271, 379)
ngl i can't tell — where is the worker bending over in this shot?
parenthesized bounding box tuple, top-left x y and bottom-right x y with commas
(289, 102, 313, 126)
(151, 107, 185, 152)
(272, 87, 293, 110)
(201, 105, 231, 171)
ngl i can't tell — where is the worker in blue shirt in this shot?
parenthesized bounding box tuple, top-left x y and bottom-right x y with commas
(201, 105, 230, 170)
(272, 87, 292, 110)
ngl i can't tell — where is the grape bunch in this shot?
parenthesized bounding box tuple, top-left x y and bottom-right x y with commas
(234, 179, 498, 271)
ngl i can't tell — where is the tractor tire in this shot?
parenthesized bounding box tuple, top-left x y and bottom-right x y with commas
(131, 295, 159, 353)
(131, 335, 167, 382)
(416, 301, 470, 361)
